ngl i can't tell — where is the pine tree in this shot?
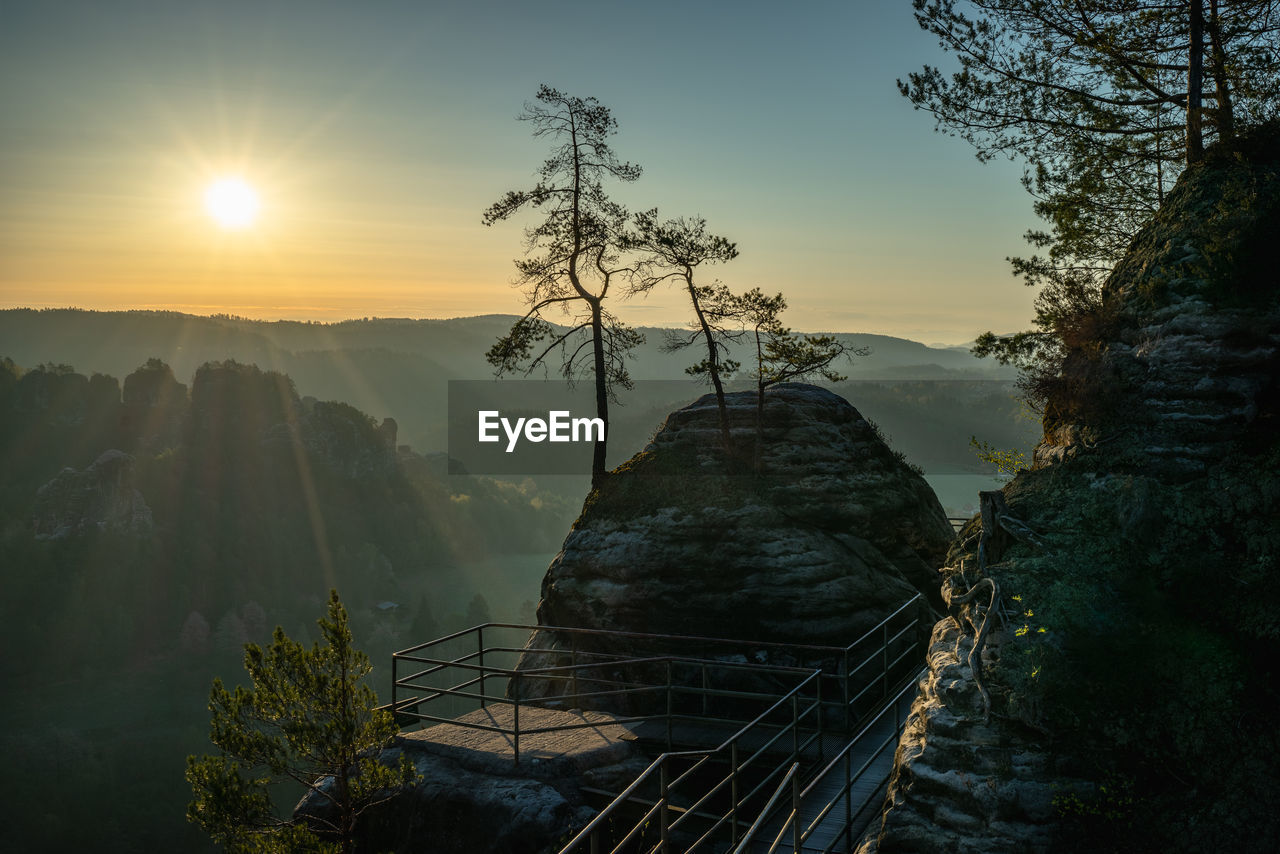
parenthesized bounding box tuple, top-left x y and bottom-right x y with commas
(186, 590, 415, 853)
(736, 288, 865, 469)
(631, 210, 742, 449)
(483, 85, 645, 486)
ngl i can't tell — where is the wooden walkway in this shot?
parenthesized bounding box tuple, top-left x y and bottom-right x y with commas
(749, 725, 895, 852)
(747, 682, 917, 853)
(399, 703, 639, 774)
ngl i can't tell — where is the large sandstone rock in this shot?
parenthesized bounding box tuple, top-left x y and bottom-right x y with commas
(31, 449, 153, 539)
(1036, 127, 1280, 474)
(299, 706, 648, 854)
(864, 127, 1280, 853)
(857, 620, 1087, 854)
(522, 384, 952, 672)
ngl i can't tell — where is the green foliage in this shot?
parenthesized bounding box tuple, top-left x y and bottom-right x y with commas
(970, 450, 1280, 850)
(901, 1, 1280, 408)
(186, 590, 416, 853)
(631, 211, 742, 432)
(968, 436, 1028, 479)
(735, 288, 866, 390)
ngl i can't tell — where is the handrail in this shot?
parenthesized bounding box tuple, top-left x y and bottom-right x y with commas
(393, 649, 821, 756)
(731, 671, 922, 854)
(840, 594, 926, 654)
(391, 596, 925, 665)
(557, 670, 823, 854)
(731, 763, 801, 854)
(387, 597, 929, 853)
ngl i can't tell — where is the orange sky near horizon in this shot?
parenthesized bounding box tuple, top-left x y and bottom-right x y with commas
(1, 1, 1042, 347)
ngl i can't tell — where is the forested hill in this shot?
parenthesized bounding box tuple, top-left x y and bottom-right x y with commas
(0, 354, 581, 851)
(0, 356, 576, 680)
(0, 309, 1007, 386)
(0, 309, 1021, 459)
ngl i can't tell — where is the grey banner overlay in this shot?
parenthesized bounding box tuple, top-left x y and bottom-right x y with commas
(448, 379, 1021, 476)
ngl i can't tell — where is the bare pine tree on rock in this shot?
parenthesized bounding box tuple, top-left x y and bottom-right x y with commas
(631, 210, 742, 449)
(483, 85, 644, 487)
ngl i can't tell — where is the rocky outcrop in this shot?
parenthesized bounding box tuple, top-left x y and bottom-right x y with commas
(519, 384, 951, 682)
(863, 127, 1280, 853)
(1035, 128, 1280, 474)
(299, 401, 398, 479)
(300, 706, 648, 854)
(32, 449, 153, 539)
(121, 358, 186, 450)
(858, 619, 1086, 853)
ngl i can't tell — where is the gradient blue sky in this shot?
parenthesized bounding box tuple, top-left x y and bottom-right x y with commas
(0, 0, 1042, 345)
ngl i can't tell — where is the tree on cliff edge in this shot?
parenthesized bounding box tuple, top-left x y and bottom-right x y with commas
(484, 85, 645, 487)
(631, 210, 742, 449)
(186, 590, 415, 853)
(900, 0, 1280, 405)
(738, 288, 865, 470)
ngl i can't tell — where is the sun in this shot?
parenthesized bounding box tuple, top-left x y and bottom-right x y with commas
(204, 177, 260, 229)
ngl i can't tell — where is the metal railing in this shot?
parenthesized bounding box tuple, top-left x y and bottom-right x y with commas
(389, 593, 928, 745)
(558, 669, 824, 854)
(732, 673, 921, 854)
(386, 595, 931, 852)
(391, 645, 821, 767)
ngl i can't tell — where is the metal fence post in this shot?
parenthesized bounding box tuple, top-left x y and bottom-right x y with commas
(731, 740, 740, 843)
(841, 648, 851, 732)
(391, 652, 398, 723)
(478, 626, 486, 710)
(660, 762, 670, 850)
(791, 764, 802, 853)
(666, 660, 674, 751)
(512, 671, 521, 767)
(570, 637, 578, 707)
(881, 620, 890, 699)
(816, 676, 824, 759)
(844, 748, 852, 854)
(791, 694, 799, 766)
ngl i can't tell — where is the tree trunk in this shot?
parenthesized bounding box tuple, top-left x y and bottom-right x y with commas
(689, 281, 731, 451)
(754, 330, 765, 474)
(1187, 0, 1205, 164)
(589, 302, 609, 487)
(1207, 0, 1235, 141)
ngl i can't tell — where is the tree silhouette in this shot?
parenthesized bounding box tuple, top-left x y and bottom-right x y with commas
(736, 288, 865, 469)
(483, 85, 644, 487)
(901, 0, 1280, 404)
(632, 210, 742, 448)
(463, 593, 492, 627)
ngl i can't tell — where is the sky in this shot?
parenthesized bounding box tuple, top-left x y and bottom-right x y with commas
(0, 0, 1044, 346)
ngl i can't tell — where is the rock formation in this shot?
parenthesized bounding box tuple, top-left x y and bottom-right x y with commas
(517, 384, 951, 687)
(861, 125, 1280, 852)
(298, 706, 649, 854)
(325, 384, 957, 854)
(32, 449, 154, 539)
(858, 618, 1086, 853)
(121, 358, 186, 450)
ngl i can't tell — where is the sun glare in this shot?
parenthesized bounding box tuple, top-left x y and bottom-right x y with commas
(204, 177, 260, 229)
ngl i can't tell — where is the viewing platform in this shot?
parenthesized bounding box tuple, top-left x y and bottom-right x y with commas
(387, 595, 930, 853)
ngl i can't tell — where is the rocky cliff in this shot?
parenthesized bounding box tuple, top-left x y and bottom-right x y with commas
(522, 384, 952, 670)
(32, 449, 153, 539)
(861, 126, 1280, 853)
(338, 384, 957, 853)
